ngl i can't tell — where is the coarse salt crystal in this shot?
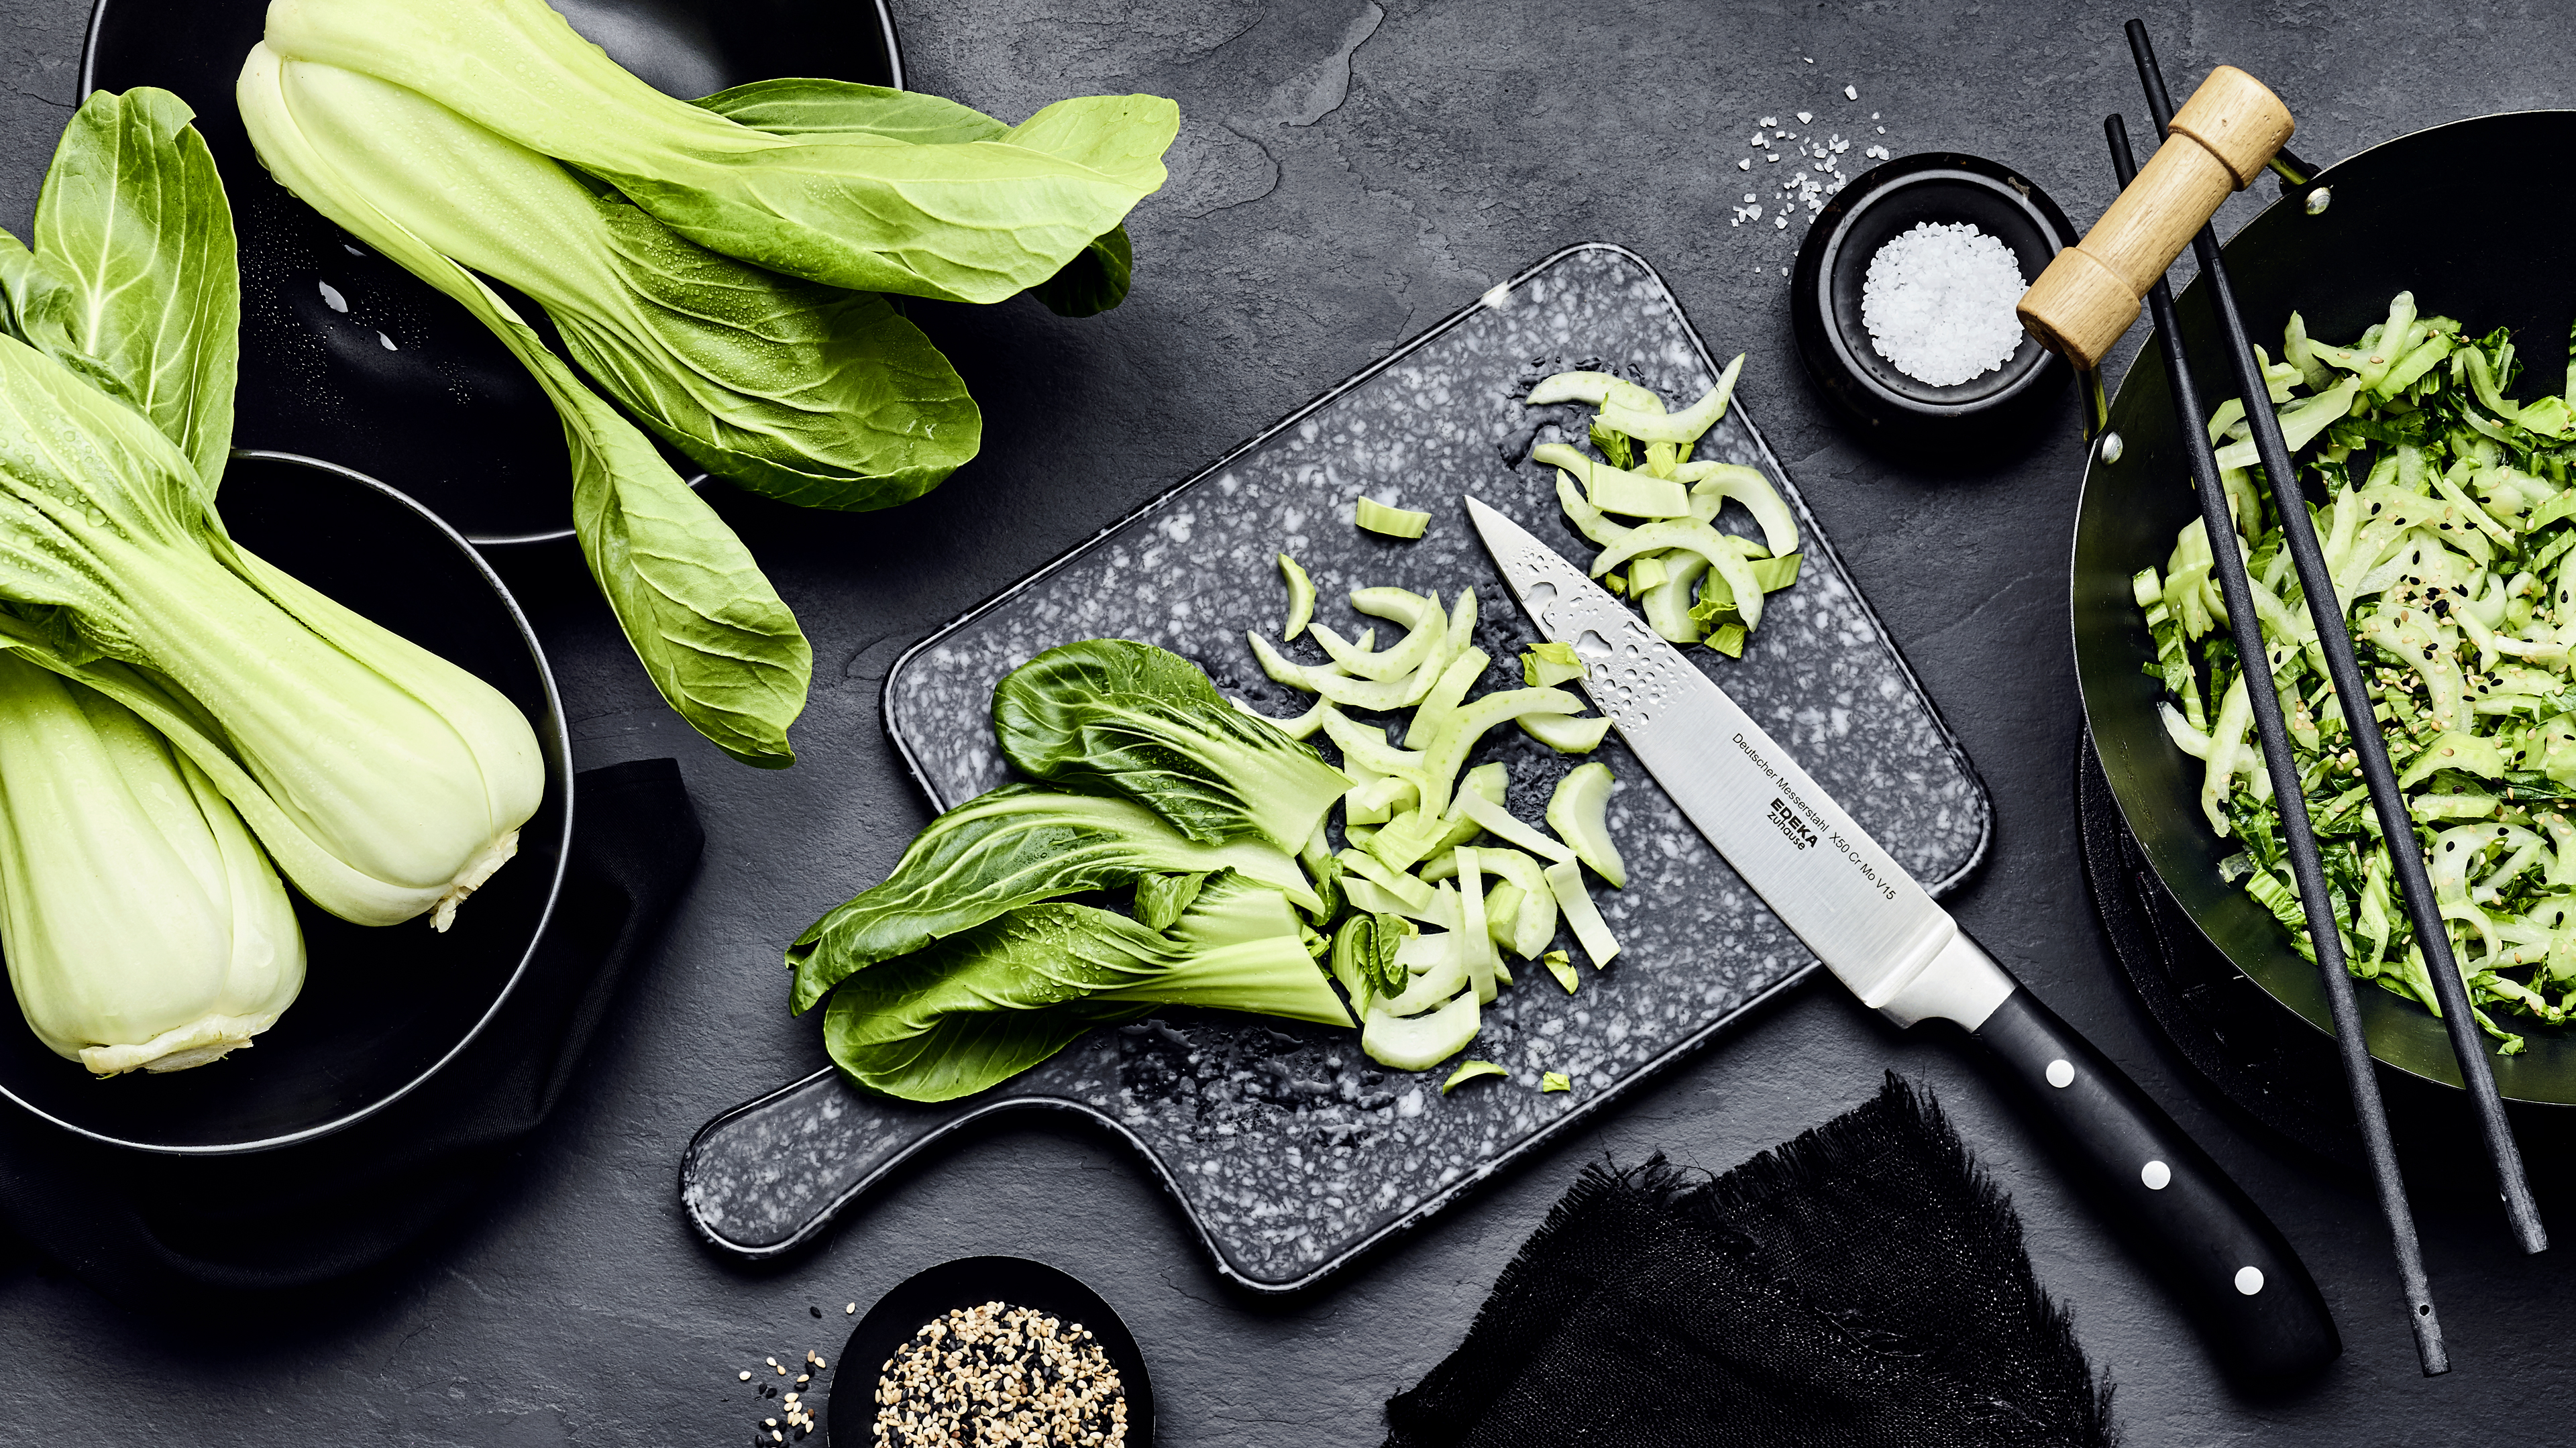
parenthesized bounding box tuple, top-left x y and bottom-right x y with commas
(1760, 115, 1777, 127)
(1844, 86, 1858, 100)
(1738, 157, 1752, 170)
(1796, 111, 1813, 123)
(1860, 221, 2028, 387)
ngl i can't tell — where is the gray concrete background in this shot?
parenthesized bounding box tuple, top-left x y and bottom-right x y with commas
(5, 2, 2576, 1443)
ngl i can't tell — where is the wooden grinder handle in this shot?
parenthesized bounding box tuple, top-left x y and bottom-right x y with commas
(2017, 65, 2294, 370)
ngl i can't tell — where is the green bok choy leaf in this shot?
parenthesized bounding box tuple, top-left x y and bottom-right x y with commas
(0, 654, 302, 1075)
(691, 78, 1135, 318)
(994, 639, 1351, 852)
(239, 47, 812, 768)
(252, 59, 981, 512)
(259, 0, 1178, 303)
(786, 784, 1317, 1014)
(822, 872, 1350, 1101)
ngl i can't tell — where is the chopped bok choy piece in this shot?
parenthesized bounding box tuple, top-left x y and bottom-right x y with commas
(1519, 713, 1613, 753)
(1278, 553, 1315, 641)
(1441, 1058, 1508, 1093)
(1548, 763, 1627, 887)
(1522, 641, 1587, 687)
(1548, 859, 1621, 968)
(1355, 496, 1432, 539)
(1364, 989, 1479, 1072)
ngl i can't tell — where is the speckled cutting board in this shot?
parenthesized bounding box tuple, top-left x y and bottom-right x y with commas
(680, 243, 1990, 1290)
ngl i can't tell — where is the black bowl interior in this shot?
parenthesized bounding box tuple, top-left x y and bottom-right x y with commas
(2074, 111, 2576, 1105)
(1803, 154, 2075, 418)
(82, 0, 902, 545)
(827, 1256, 1156, 1447)
(0, 451, 572, 1152)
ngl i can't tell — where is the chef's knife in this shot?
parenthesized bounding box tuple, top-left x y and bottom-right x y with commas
(1466, 496, 2337, 1380)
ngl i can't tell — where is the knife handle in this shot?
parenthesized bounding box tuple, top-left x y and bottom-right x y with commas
(1969, 983, 2340, 1380)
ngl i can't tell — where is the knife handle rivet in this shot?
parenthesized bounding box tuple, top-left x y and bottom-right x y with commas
(2235, 1266, 2266, 1296)
(2044, 1058, 2076, 1089)
(2141, 1159, 2171, 1190)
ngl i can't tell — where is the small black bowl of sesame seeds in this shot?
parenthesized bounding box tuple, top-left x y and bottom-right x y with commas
(826, 1256, 1154, 1447)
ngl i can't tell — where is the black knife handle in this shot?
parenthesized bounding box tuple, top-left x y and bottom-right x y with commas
(1972, 985, 2340, 1380)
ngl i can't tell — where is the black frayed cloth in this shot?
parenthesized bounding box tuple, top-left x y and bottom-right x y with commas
(0, 757, 702, 1309)
(1386, 1076, 2116, 1448)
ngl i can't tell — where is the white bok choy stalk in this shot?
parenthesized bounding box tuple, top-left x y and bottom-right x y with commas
(0, 331, 543, 928)
(0, 655, 303, 1074)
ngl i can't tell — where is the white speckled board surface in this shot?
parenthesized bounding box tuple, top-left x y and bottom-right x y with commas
(680, 244, 1988, 1288)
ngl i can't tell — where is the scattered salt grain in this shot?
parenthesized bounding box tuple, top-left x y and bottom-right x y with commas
(1738, 158, 1751, 170)
(1795, 110, 1813, 123)
(1843, 85, 1859, 100)
(1860, 221, 2028, 387)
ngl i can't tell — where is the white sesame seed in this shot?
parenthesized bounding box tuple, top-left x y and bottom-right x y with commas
(739, 1372, 753, 1382)
(846, 1303, 857, 1314)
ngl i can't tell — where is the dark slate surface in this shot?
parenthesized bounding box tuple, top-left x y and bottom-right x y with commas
(7, 3, 2576, 1444)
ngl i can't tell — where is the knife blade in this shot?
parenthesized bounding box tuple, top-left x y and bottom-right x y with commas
(1466, 495, 2337, 1380)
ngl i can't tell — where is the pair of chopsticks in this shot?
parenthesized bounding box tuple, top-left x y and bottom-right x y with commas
(2105, 19, 2546, 1376)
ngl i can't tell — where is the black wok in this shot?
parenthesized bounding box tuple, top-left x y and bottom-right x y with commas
(2074, 111, 2576, 1107)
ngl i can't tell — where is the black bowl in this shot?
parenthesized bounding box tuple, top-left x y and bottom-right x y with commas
(83, 0, 905, 545)
(2074, 112, 2576, 1106)
(827, 1256, 1156, 1447)
(1792, 152, 2079, 449)
(0, 451, 574, 1152)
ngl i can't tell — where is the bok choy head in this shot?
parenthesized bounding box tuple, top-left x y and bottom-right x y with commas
(821, 872, 1350, 1101)
(258, 0, 1178, 303)
(237, 49, 813, 769)
(0, 654, 302, 1074)
(0, 87, 543, 928)
(249, 58, 981, 512)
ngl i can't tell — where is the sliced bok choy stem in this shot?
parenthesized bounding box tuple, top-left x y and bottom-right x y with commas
(1355, 496, 1431, 538)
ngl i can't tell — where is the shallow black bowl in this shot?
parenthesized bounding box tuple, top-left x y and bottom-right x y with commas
(2074, 112, 2576, 1106)
(827, 1256, 1155, 1447)
(0, 451, 574, 1153)
(83, 0, 904, 545)
(1792, 152, 2079, 449)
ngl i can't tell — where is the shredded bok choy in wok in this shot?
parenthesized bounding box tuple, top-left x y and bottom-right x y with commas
(2137, 290, 2576, 1052)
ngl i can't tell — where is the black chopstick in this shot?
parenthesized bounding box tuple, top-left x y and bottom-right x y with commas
(2123, 21, 2548, 1264)
(2104, 109, 2445, 1376)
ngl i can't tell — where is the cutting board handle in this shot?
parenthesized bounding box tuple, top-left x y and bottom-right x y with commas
(680, 1068, 1085, 1260)
(2017, 65, 2293, 370)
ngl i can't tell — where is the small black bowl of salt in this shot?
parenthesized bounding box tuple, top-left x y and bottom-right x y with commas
(1790, 151, 2080, 450)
